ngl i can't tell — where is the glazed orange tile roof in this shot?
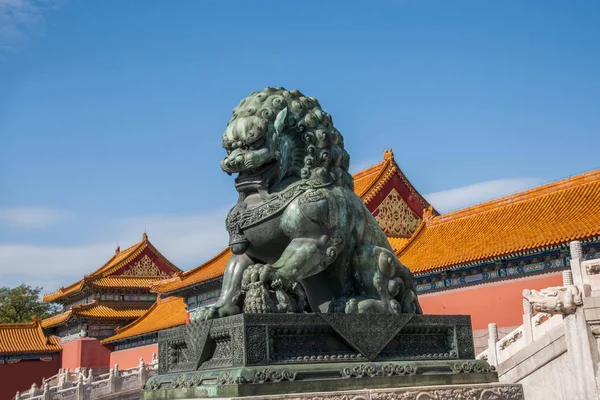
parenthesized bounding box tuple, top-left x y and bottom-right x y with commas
(40, 311, 72, 328)
(398, 169, 600, 275)
(352, 149, 434, 210)
(90, 277, 160, 288)
(388, 237, 412, 253)
(43, 233, 181, 303)
(41, 301, 148, 329)
(102, 297, 186, 344)
(0, 319, 62, 355)
(152, 248, 230, 294)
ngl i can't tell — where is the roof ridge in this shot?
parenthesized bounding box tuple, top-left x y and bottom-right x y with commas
(432, 168, 600, 225)
(352, 159, 387, 180)
(43, 279, 84, 298)
(355, 151, 393, 200)
(145, 241, 182, 274)
(111, 300, 160, 335)
(93, 239, 142, 275)
(389, 157, 437, 214)
(98, 240, 148, 277)
(0, 321, 38, 329)
(33, 318, 50, 345)
(181, 247, 231, 278)
(71, 300, 99, 312)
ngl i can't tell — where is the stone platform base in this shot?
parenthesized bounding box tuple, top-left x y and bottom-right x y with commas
(141, 360, 501, 399)
(142, 313, 509, 399)
(143, 383, 524, 399)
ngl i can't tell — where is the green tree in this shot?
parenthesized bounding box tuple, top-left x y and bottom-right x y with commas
(0, 284, 60, 323)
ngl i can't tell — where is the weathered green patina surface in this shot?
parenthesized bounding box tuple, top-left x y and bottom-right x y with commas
(140, 88, 520, 399)
(195, 87, 421, 321)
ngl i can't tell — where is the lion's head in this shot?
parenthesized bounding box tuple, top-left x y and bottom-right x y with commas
(221, 87, 353, 193)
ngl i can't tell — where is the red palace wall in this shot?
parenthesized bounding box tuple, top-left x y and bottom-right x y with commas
(0, 355, 61, 400)
(109, 343, 158, 370)
(418, 272, 564, 330)
(61, 338, 111, 374)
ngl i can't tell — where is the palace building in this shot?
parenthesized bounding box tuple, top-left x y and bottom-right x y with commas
(3, 149, 600, 397)
(0, 319, 62, 400)
(40, 232, 181, 373)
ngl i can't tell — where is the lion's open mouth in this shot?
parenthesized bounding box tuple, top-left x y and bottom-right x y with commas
(234, 159, 279, 192)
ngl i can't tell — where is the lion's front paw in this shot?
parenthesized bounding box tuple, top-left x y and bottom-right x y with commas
(242, 264, 276, 289)
(244, 281, 272, 313)
(190, 306, 218, 322)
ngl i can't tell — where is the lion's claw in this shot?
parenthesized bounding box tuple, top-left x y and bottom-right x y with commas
(191, 306, 218, 322)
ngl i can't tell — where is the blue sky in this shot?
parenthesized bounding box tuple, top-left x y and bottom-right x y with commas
(0, 0, 598, 292)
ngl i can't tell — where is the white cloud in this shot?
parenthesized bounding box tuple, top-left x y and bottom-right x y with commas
(0, 0, 59, 52)
(0, 206, 64, 228)
(0, 209, 230, 293)
(424, 178, 544, 214)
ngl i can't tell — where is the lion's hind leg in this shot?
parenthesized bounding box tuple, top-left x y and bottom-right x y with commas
(352, 245, 419, 314)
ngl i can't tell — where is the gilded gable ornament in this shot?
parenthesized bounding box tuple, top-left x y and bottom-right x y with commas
(122, 254, 168, 277)
(374, 188, 422, 237)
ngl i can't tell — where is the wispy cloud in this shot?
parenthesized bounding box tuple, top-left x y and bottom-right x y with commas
(424, 178, 543, 214)
(0, 0, 59, 52)
(0, 206, 64, 228)
(0, 209, 229, 293)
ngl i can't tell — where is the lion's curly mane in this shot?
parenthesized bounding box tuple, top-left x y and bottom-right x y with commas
(224, 87, 354, 190)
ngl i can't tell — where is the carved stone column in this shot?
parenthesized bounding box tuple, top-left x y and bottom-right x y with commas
(522, 298, 534, 344)
(139, 358, 148, 386)
(563, 307, 600, 399)
(570, 240, 585, 286)
(108, 369, 116, 393)
(487, 323, 499, 367)
(75, 375, 84, 400)
(42, 382, 50, 400)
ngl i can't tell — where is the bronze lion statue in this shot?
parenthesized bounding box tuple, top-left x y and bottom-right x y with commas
(192, 87, 421, 321)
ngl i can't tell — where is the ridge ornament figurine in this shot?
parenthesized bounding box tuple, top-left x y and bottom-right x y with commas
(193, 87, 422, 321)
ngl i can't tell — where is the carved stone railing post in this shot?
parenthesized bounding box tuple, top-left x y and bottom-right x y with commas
(29, 383, 38, 397)
(139, 357, 148, 386)
(75, 374, 84, 400)
(57, 368, 64, 387)
(86, 368, 93, 384)
(570, 240, 585, 286)
(522, 298, 534, 344)
(42, 382, 50, 400)
(564, 309, 600, 399)
(487, 323, 499, 367)
(108, 368, 116, 393)
(113, 364, 119, 379)
(562, 245, 600, 399)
